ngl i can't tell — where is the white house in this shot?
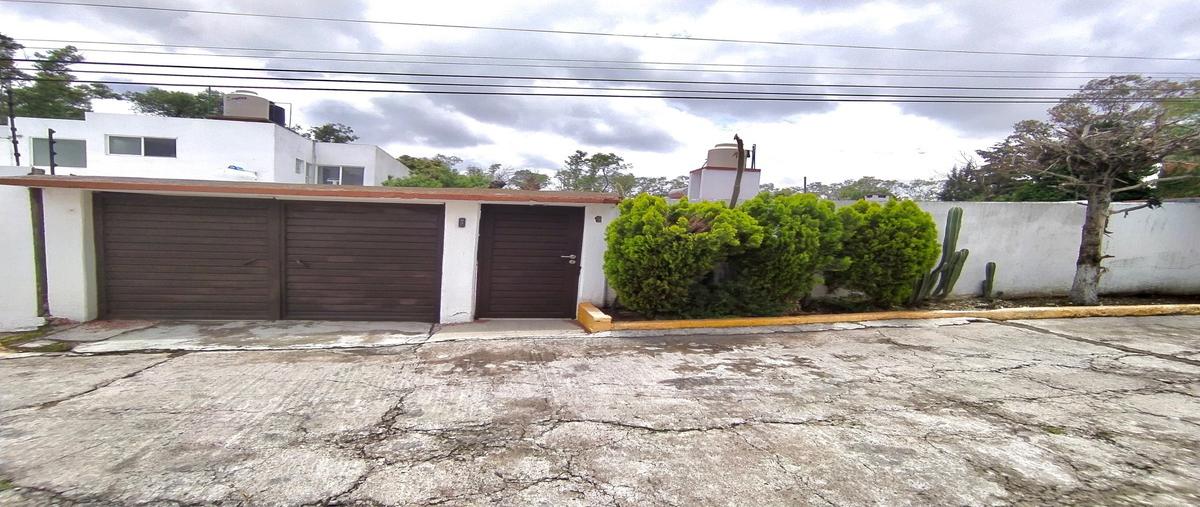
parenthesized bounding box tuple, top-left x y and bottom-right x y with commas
(2, 93, 408, 185)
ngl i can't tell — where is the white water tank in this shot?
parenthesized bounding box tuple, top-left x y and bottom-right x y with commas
(705, 143, 749, 169)
(223, 90, 270, 120)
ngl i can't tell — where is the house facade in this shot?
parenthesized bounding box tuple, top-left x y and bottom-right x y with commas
(0, 172, 619, 329)
(3, 112, 409, 185)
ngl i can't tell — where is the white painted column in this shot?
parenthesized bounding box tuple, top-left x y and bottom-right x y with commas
(0, 168, 44, 331)
(43, 188, 97, 322)
(440, 201, 481, 323)
(577, 203, 619, 307)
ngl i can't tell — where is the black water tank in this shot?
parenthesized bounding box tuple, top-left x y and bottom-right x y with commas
(268, 103, 286, 127)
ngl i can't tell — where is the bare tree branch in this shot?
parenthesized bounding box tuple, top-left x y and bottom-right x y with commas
(1112, 173, 1200, 193)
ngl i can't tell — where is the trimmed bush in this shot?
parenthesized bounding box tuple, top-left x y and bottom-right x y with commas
(828, 199, 939, 306)
(714, 193, 845, 315)
(604, 195, 763, 317)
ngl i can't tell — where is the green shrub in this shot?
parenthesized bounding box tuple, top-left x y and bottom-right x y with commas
(604, 195, 763, 317)
(714, 193, 845, 315)
(828, 199, 939, 307)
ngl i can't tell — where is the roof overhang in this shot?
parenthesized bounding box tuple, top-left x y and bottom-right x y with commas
(0, 175, 622, 205)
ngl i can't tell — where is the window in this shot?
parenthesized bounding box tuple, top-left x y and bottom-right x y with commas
(31, 138, 87, 168)
(317, 165, 365, 185)
(107, 136, 177, 158)
(294, 158, 304, 174)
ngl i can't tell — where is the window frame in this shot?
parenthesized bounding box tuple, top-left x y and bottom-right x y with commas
(316, 165, 366, 186)
(105, 135, 178, 158)
(30, 137, 88, 168)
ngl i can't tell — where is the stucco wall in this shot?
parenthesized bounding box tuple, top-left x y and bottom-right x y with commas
(42, 188, 97, 322)
(579, 203, 620, 306)
(272, 126, 315, 184)
(313, 143, 406, 185)
(693, 169, 762, 205)
(440, 202, 481, 323)
(0, 167, 44, 331)
(912, 201, 1200, 298)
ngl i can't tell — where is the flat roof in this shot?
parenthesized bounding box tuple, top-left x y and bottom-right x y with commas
(0, 175, 621, 204)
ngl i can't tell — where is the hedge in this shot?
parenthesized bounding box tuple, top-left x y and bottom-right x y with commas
(603, 194, 762, 317)
(826, 199, 940, 306)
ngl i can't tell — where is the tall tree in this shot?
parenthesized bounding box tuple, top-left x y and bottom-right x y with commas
(1, 33, 27, 90)
(12, 46, 117, 119)
(507, 169, 550, 190)
(555, 151, 631, 192)
(996, 75, 1200, 304)
(125, 88, 223, 118)
(303, 122, 358, 143)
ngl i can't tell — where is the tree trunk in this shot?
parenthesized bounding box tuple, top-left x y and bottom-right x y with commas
(1069, 187, 1111, 305)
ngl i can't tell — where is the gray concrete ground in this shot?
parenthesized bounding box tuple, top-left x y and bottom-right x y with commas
(0, 316, 1197, 505)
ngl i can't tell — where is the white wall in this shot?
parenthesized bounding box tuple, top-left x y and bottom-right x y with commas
(314, 143, 407, 185)
(914, 201, 1200, 298)
(42, 188, 97, 322)
(578, 203, 620, 306)
(372, 147, 409, 185)
(440, 202, 482, 323)
(0, 167, 44, 331)
(693, 168, 762, 205)
(271, 125, 315, 184)
(5, 113, 279, 181)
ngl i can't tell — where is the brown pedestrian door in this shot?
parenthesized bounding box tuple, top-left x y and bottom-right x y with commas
(96, 193, 443, 321)
(475, 204, 584, 318)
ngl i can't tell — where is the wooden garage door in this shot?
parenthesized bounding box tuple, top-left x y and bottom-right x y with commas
(96, 193, 279, 320)
(475, 204, 584, 318)
(283, 201, 444, 321)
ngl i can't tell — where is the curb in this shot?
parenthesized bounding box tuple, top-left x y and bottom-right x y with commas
(574, 303, 1200, 333)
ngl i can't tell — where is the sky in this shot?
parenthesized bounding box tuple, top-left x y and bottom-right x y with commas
(3, 0, 1198, 187)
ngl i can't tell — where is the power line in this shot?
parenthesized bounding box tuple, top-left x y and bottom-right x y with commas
(12, 58, 1178, 93)
(15, 76, 1083, 103)
(6, 0, 1199, 62)
(25, 67, 1103, 101)
(24, 46, 1195, 81)
(19, 38, 1198, 77)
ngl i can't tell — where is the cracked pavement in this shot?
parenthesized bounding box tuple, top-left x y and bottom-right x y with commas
(1, 315, 1198, 505)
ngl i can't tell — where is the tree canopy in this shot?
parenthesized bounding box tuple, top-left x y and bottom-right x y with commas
(303, 122, 358, 143)
(385, 154, 491, 188)
(124, 88, 223, 118)
(11, 45, 117, 119)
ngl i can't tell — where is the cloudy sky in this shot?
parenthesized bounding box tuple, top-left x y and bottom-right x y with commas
(3, 0, 1198, 186)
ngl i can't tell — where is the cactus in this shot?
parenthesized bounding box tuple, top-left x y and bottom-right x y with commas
(908, 207, 969, 305)
(982, 261, 997, 300)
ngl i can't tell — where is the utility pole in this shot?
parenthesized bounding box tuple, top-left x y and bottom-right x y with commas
(5, 87, 18, 166)
(729, 134, 746, 208)
(47, 128, 57, 175)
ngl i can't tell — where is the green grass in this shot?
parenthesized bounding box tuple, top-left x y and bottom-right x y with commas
(0, 325, 73, 352)
(0, 478, 13, 492)
(1041, 425, 1067, 435)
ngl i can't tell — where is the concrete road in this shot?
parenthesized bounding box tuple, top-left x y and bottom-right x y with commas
(0, 316, 1197, 505)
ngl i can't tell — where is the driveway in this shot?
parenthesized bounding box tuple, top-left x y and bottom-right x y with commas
(0, 316, 1197, 505)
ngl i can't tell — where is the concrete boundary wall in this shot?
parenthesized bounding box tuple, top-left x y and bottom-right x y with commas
(913, 201, 1200, 298)
(0, 167, 43, 331)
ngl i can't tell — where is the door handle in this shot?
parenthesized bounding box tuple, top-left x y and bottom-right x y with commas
(560, 254, 577, 260)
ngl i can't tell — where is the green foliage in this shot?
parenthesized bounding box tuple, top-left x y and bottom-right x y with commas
(714, 193, 845, 315)
(828, 199, 940, 306)
(303, 122, 358, 143)
(386, 154, 490, 188)
(1, 33, 28, 88)
(508, 169, 550, 190)
(125, 88, 223, 118)
(604, 195, 763, 317)
(556, 151, 631, 193)
(12, 46, 116, 119)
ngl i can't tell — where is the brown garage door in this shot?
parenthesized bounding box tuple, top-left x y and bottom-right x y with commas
(97, 194, 444, 321)
(475, 204, 584, 318)
(283, 201, 443, 321)
(96, 193, 279, 320)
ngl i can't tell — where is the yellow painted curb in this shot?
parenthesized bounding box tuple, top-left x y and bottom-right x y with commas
(576, 302, 613, 333)
(575, 303, 1200, 333)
